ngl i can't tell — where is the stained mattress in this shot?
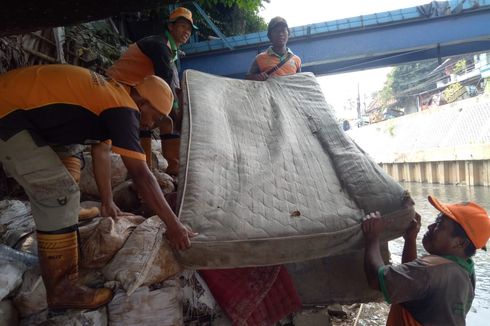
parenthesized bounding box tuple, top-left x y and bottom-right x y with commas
(176, 70, 414, 269)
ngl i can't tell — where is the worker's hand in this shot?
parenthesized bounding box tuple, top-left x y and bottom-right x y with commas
(166, 221, 198, 251)
(362, 211, 384, 241)
(403, 212, 421, 241)
(100, 201, 133, 219)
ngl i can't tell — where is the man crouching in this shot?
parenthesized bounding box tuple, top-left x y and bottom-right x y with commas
(0, 64, 196, 312)
(362, 195, 490, 326)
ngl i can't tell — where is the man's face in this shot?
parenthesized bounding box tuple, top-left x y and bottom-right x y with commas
(168, 18, 192, 46)
(139, 101, 164, 130)
(268, 25, 289, 48)
(422, 214, 459, 255)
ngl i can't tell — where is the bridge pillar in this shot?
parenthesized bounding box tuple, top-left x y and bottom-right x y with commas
(403, 163, 414, 182)
(446, 161, 458, 185)
(398, 164, 406, 182)
(437, 162, 450, 184)
(378, 161, 490, 186)
(382, 164, 392, 176)
(479, 161, 486, 186)
(466, 161, 482, 186)
(454, 161, 467, 185)
(425, 163, 438, 184)
(482, 161, 490, 186)
(390, 164, 401, 181)
(413, 163, 427, 183)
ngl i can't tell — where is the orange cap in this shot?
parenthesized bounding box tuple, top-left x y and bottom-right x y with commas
(168, 7, 198, 30)
(134, 75, 173, 116)
(428, 195, 490, 249)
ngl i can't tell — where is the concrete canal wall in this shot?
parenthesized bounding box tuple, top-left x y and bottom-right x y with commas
(348, 94, 490, 186)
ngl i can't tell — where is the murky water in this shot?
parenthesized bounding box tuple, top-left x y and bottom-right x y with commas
(387, 182, 490, 326)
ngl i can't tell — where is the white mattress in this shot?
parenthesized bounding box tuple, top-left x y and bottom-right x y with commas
(176, 70, 414, 268)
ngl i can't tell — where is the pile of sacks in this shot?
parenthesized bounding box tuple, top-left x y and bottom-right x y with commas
(0, 200, 227, 326)
(78, 140, 175, 213)
(0, 199, 184, 325)
(0, 141, 224, 325)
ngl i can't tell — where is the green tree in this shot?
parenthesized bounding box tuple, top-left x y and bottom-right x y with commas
(200, 0, 265, 11)
(121, 1, 268, 40)
(376, 59, 439, 108)
(196, 2, 267, 37)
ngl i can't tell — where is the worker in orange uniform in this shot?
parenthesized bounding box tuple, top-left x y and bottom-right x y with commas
(107, 7, 198, 175)
(0, 64, 196, 312)
(362, 196, 490, 325)
(246, 16, 301, 81)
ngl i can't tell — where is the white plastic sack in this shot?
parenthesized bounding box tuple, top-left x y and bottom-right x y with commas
(78, 217, 103, 242)
(0, 200, 35, 247)
(81, 215, 145, 269)
(14, 233, 37, 255)
(102, 216, 181, 295)
(19, 306, 107, 326)
(0, 259, 27, 301)
(80, 152, 128, 197)
(13, 268, 47, 317)
(153, 171, 175, 194)
(108, 280, 183, 326)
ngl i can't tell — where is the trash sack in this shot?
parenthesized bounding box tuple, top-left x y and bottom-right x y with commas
(0, 300, 19, 326)
(108, 280, 183, 326)
(151, 139, 168, 172)
(80, 215, 145, 269)
(0, 200, 30, 224)
(102, 216, 182, 295)
(13, 233, 37, 255)
(0, 258, 28, 301)
(80, 152, 128, 197)
(153, 171, 175, 194)
(19, 305, 107, 326)
(0, 200, 35, 247)
(181, 270, 221, 324)
(0, 244, 38, 267)
(78, 217, 103, 243)
(13, 267, 47, 317)
(112, 181, 140, 212)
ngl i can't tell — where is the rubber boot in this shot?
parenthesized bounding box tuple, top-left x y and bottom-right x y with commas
(60, 156, 99, 221)
(161, 134, 180, 176)
(37, 226, 113, 310)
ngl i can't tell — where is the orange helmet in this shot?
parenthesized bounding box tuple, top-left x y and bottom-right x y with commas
(168, 7, 198, 30)
(428, 195, 490, 249)
(134, 75, 173, 116)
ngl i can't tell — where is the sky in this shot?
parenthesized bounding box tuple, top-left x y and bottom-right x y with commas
(259, 0, 430, 119)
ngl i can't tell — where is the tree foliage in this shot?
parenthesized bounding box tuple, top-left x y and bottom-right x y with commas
(376, 59, 439, 108)
(120, 0, 268, 41)
(196, 2, 267, 37)
(200, 0, 266, 11)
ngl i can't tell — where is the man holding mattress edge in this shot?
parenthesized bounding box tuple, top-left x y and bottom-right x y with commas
(0, 64, 196, 311)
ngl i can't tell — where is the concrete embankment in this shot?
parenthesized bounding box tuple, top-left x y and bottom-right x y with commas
(348, 94, 490, 186)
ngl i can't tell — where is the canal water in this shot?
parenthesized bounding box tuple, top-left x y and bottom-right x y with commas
(388, 182, 490, 326)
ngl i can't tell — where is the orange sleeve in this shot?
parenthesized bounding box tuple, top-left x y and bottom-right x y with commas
(387, 304, 422, 326)
(112, 145, 146, 161)
(295, 56, 302, 70)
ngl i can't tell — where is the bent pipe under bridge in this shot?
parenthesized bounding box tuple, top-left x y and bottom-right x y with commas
(181, 8, 490, 78)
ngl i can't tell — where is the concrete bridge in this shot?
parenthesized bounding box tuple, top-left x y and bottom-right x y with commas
(181, 0, 490, 78)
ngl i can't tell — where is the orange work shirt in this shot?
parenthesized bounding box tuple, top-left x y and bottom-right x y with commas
(0, 64, 145, 161)
(248, 47, 301, 77)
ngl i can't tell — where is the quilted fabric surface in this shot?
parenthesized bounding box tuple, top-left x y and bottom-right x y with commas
(176, 70, 414, 268)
